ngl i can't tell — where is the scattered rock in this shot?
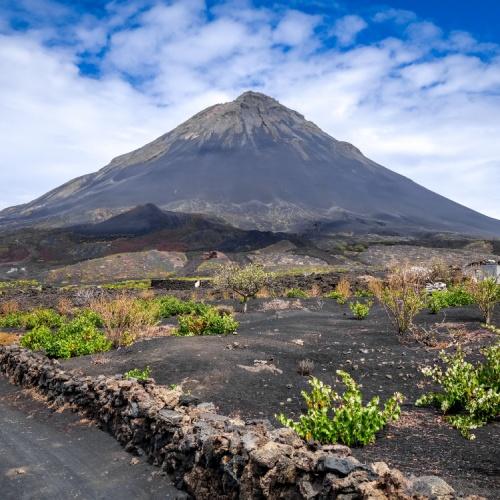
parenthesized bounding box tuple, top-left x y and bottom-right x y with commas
(409, 475, 455, 499)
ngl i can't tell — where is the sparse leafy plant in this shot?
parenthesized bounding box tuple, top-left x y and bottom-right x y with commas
(277, 371, 403, 446)
(349, 300, 372, 320)
(369, 266, 427, 334)
(416, 343, 500, 439)
(286, 288, 309, 299)
(354, 289, 374, 298)
(124, 366, 152, 381)
(213, 263, 269, 312)
(176, 307, 239, 336)
(465, 277, 500, 325)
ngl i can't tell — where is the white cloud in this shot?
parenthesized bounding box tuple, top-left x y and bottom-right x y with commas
(273, 10, 321, 47)
(0, 0, 499, 221)
(330, 15, 367, 46)
(373, 8, 416, 25)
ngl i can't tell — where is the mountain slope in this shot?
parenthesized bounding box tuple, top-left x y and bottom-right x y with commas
(1, 91, 499, 237)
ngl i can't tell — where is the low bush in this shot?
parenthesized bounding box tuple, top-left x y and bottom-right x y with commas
(465, 278, 500, 325)
(213, 263, 269, 312)
(155, 296, 209, 318)
(349, 300, 372, 320)
(354, 289, 374, 298)
(416, 343, 500, 439)
(427, 286, 474, 314)
(277, 371, 403, 446)
(124, 366, 152, 381)
(285, 288, 309, 299)
(20, 313, 111, 358)
(176, 308, 239, 336)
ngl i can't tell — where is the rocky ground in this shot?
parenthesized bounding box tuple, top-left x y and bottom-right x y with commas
(58, 300, 500, 498)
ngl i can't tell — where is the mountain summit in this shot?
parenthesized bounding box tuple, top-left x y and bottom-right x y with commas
(1, 91, 499, 236)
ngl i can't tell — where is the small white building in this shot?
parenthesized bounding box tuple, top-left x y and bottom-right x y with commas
(465, 259, 500, 283)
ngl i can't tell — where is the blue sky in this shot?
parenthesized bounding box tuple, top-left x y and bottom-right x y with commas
(1, 0, 499, 219)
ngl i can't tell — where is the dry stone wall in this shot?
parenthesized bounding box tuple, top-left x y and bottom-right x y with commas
(0, 345, 456, 499)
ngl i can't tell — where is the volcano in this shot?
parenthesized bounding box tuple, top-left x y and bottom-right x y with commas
(1, 91, 499, 237)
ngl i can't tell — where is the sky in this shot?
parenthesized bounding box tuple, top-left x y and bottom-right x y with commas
(0, 0, 499, 219)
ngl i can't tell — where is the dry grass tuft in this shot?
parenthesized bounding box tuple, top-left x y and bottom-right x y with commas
(90, 295, 160, 347)
(297, 358, 315, 375)
(56, 297, 74, 316)
(336, 278, 351, 302)
(0, 300, 20, 315)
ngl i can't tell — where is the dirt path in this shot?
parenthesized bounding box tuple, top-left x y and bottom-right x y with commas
(0, 377, 185, 500)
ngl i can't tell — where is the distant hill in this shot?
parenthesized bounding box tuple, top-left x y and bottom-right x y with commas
(1, 91, 499, 237)
(0, 205, 288, 274)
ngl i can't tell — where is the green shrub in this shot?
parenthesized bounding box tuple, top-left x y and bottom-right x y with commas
(427, 286, 474, 314)
(177, 308, 239, 336)
(124, 366, 152, 381)
(0, 311, 25, 328)
(20, 313, 111, 358)
(285, 288, 309, 299)
(349, 300, 372, 320)
(416, 343, 500, 439)
(155, 296, 209, 319)
(23, 309, 63, 330)
(354, 289, 374, 298)
(277, 371, 403, 446)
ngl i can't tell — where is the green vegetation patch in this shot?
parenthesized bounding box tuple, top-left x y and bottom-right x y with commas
(0, 309, 63, 330)
(176, 308, 239, 336)
(102, 279, 152, 290)
(427, 286, 474, 314)
(20, 312, 111, 359)
(349, 300, 372, 319)
(124, 366, 152, 381)
(155, 296, 210, 318)
(285, 288, 309, 298)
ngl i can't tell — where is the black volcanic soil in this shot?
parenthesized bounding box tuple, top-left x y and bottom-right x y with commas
(61, 300, 500, 498)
